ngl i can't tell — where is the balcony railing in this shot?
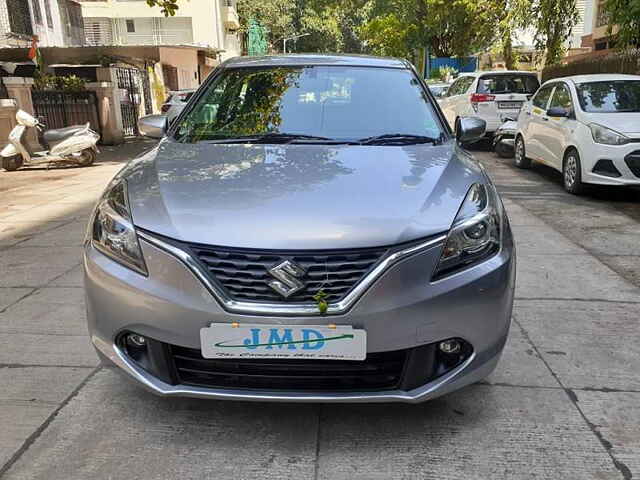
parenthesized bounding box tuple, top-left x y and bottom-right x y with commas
(122, 29, 194, 45)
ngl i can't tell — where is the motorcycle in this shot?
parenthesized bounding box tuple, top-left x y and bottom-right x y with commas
(1, 110, 100, 171)
(493, 116, 518, 159)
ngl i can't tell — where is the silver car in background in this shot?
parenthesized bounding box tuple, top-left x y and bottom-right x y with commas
(85, 55, 515, 403)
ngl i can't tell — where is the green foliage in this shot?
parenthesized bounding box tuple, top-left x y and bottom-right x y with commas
(34, 74, 86, 92)
(531, 0, 579, 67)
(237, 0, 297, 47)
(360, 0, 503, 59)
(434, 66, 458, 81)
(603, 0, 640, 50)
(145, 0, 179, 16)
(358, 13, 414, 58)
(313, 290, 329, 314)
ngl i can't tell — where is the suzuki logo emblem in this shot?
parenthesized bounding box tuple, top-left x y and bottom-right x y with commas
(267, 260, 306, 298)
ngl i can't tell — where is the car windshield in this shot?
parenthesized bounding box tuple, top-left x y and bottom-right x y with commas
(477, 74, 539, 94)
(576, 80, 640, 113)
(173, 66, 443, 143)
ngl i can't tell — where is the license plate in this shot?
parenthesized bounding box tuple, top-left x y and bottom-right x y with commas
(200, 324, 367, 360)
(498, 101, 523, 110)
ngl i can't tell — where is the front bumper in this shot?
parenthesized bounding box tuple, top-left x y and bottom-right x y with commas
(581, 142, 640, 186)
(84, 226, 515, 403)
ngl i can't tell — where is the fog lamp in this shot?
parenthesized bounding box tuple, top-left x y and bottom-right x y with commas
(127, 333, 146, 347)
(439, 339, 461, 354)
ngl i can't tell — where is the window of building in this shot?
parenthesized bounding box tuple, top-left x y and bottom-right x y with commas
(43, 0, 54, 28)
(31, 0, 43, 25)
(126, 19, 135, 33)
(7, 0, 34, 36)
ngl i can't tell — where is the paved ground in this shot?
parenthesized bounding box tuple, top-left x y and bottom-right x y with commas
(0, 142, 638, 479)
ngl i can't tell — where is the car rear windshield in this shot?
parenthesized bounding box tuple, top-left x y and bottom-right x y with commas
(173, 66, 443, 143)
(576, 80, 640, 113)
(477, 74, 539, 95)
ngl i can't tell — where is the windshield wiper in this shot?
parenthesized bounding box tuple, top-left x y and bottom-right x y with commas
(358, 134, 441, 145)
(203, 132, 336, 144)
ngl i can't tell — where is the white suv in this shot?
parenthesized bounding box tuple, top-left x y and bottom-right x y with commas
(515, 74, 640, 194)
(439, 71, 540, 136)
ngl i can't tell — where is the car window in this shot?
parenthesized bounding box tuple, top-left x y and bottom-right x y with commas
(549, 84, 573, 110)
(532, 85, 554, 109)
(477, 74, 539, 94)
(447, 77, 472, 96)
(174, 66, 444, 142)
(576, 80, 640, 113)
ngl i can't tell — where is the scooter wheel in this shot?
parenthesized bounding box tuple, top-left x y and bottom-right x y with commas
(2, 155, 24, 171)
(77, 148, 96, 167)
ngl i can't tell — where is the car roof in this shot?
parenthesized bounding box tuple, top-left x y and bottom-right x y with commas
(546, 73, 640, 84)
(458, 70, 537, 78)
(222, 54, 409, 69)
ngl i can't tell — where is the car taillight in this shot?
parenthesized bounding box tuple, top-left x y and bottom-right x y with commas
(470, 93, 496, 112)
(161, 104, 171, 113)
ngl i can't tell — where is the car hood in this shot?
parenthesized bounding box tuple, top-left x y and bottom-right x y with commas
(581, 112, 640, 135)
(123, 139, 485, 250)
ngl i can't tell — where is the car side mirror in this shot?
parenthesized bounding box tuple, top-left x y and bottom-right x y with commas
(546, 107, 570, 118)
(138, 114, 168, 139)
(455, 116, 487, 144)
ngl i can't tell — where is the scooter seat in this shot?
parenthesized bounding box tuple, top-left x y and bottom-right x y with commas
(43, 125, 87, 143)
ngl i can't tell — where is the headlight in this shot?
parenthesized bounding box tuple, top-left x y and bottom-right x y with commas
(589, 123, 629, 146)
(433, 183, 502, 279)
(91, 180, 147, 275)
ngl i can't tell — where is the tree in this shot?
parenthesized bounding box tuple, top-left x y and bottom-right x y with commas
(145, 0, 180, 16)
(603, 0, 640, 49)
(237, 0, 297, 50)
(360, 0, 503, 59)
(493, 0, 532, 69)
(531, 0, 579, 67)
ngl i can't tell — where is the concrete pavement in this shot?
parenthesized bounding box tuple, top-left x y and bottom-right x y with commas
(0, 144, 638, 479)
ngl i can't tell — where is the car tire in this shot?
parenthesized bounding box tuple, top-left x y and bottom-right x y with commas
(514, 136, 531, 169)
(563, 149, 585, 195)
(495, 142, 514, 158)
(2, 155, 24, 171)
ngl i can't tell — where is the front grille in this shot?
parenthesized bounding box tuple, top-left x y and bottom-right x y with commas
(186, 243, 388, 303)
(624, 151, 640, 178)
(171, 345, 408, 391)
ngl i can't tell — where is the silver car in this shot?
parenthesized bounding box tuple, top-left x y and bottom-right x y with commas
(85, 55, 515, 403)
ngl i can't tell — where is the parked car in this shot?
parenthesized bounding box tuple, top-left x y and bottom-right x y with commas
(515, 74, 640, 194)
(439, 70, 540, 138)
(85, 54, 515, 403)
(161, 89, 196, 123)
(428, 82, 450, 100)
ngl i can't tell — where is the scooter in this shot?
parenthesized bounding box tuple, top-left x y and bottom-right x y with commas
(1, 110, 100, 171)
(493, 116, 518, 159)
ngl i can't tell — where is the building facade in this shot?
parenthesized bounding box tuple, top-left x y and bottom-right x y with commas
(0, 0, 84, 47)
(79, 0, 241, 60)
(580, 0, 617, 53)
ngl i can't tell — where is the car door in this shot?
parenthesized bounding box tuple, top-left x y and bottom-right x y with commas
(540, 82, 577, 171)
(520, 84, 554, 161)
(440, 76, 473, 129)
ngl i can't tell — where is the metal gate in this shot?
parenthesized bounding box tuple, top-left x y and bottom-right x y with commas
(115, 67, 144, 136)
(32, 90, 101, 137)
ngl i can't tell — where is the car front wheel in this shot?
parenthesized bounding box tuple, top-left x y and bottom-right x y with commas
(563, 149, 585, 195)
(514, 136, 531, 169)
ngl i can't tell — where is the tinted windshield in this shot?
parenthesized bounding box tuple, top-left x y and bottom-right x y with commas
(477, 74, 539, 94)
(173, 66, 443, 143)
(576, 80, 640, 113)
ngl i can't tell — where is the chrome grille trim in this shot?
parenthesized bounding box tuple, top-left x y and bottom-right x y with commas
(137, 231, 446, 316)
